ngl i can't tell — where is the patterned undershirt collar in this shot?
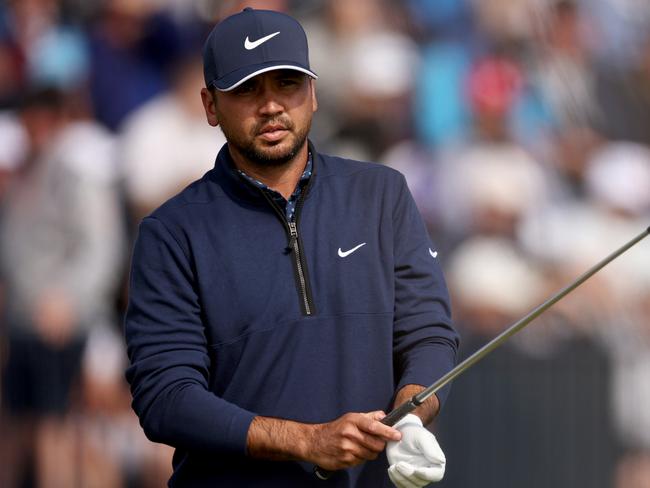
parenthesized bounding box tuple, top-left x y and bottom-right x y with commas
(236, 153, 313, 222)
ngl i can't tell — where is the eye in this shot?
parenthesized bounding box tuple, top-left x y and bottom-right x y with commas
(233, 80, 257, 95)
(278, 75, 305, 90)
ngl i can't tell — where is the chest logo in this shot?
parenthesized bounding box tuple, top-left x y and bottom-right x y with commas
(429, 248, 438, 258)
(338, 242, 366, 258)
(244, 31, 281, 50)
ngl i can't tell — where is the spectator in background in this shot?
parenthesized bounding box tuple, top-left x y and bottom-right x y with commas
(0, 112, 26, 197)
(0, 86, 124, 487)
(87, 0, 177, 131)
(380, 141, 441, 238)
(530, 0, 600, 132)
(471, 0, 535, 48)
(578, 0, 650, 69)
(120, 54, 226, 224)
(0, 38, 24, 109)
(595, 35, 650, 145)
(412, 38, 472, 148)
(411, 0, 552, 150)
(436, 56, 548, 243)
(0, 0, 89, 95)
(304, 0, 419, 160)
(381, 0, 475, 239)
(77, 324, 173, 487)
(404, 0, 474, 42)
(0, 112, 27, 417)
(335, 24, 420, 159)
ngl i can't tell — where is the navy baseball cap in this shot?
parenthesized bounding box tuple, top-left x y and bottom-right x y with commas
(203, 8, 318, 91)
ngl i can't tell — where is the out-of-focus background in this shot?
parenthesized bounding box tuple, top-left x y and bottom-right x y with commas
(0, 0, 649, 486)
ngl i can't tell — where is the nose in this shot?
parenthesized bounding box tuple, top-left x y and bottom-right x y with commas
(257, 86, 285, 117)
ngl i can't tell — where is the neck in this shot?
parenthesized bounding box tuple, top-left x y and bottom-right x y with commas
(229, 142, 309, 200)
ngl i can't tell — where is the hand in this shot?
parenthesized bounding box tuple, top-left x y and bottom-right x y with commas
(32, 289, 76, 347)
(307, 411, 402, 471)
(386, 414, 446, 487)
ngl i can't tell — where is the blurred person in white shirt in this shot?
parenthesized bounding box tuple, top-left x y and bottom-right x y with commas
(120, 54, 225, 223)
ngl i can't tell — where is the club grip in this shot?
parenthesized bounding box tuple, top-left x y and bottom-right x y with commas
(380, 399, 418, 427)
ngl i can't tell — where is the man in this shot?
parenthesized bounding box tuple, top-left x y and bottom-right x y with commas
(1, 87, 124, 487)
(125, 8, 459, 487)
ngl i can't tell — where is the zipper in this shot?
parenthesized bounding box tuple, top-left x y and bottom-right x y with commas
(288, 221, 312, 315)
(258, 190, 315, 316)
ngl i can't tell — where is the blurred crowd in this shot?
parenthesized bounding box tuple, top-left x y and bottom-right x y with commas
(0, 0, 649, 487)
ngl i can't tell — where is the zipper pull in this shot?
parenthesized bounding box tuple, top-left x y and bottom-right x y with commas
(286, 221, 298, 253)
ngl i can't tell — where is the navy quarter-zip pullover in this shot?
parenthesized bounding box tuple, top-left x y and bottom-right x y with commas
(125, 143, 459, 487)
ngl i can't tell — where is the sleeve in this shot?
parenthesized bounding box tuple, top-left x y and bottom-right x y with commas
(124, 217, 256, 454)
(392, 174, 460, 409)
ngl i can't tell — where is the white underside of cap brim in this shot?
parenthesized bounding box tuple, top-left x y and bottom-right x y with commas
(217, 65, 318, 92)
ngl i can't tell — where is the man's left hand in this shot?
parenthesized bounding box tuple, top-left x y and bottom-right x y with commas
(386, 414, 446, 487)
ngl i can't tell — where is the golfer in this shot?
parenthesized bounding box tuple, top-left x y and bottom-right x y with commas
(125, 8, 459, 487)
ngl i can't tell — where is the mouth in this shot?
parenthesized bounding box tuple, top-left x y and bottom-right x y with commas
(258, 124, 290, 142)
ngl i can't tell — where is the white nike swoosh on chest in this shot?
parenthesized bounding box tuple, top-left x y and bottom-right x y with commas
(429, 248, 438, 258)
(244, 31, 281, 50)
(338, 242, 367, 258)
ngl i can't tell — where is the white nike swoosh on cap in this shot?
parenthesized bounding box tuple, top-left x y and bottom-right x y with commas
(244, 31, 281, 50)
(338, 242, 366, 258)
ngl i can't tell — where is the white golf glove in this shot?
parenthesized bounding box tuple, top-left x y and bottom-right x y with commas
(386, 414, 446, 488)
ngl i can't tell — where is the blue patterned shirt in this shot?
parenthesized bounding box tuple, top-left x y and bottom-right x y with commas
(236, 153, 313, 222)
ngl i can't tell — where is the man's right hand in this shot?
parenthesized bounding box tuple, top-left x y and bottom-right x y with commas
(246, 411, 402, 470)
(306, 411, 402, 470)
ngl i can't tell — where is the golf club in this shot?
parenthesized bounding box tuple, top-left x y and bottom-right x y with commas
(315, 226, 650, 480)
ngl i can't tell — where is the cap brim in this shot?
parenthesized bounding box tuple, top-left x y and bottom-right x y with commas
(212, 63, 318, 91)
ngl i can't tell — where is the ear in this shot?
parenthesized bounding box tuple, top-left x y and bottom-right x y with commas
(201, 87, 220, 127)
(310, 79, 318, 113)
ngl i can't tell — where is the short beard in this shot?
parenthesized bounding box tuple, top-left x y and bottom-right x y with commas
(220, 117, 311, 169)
